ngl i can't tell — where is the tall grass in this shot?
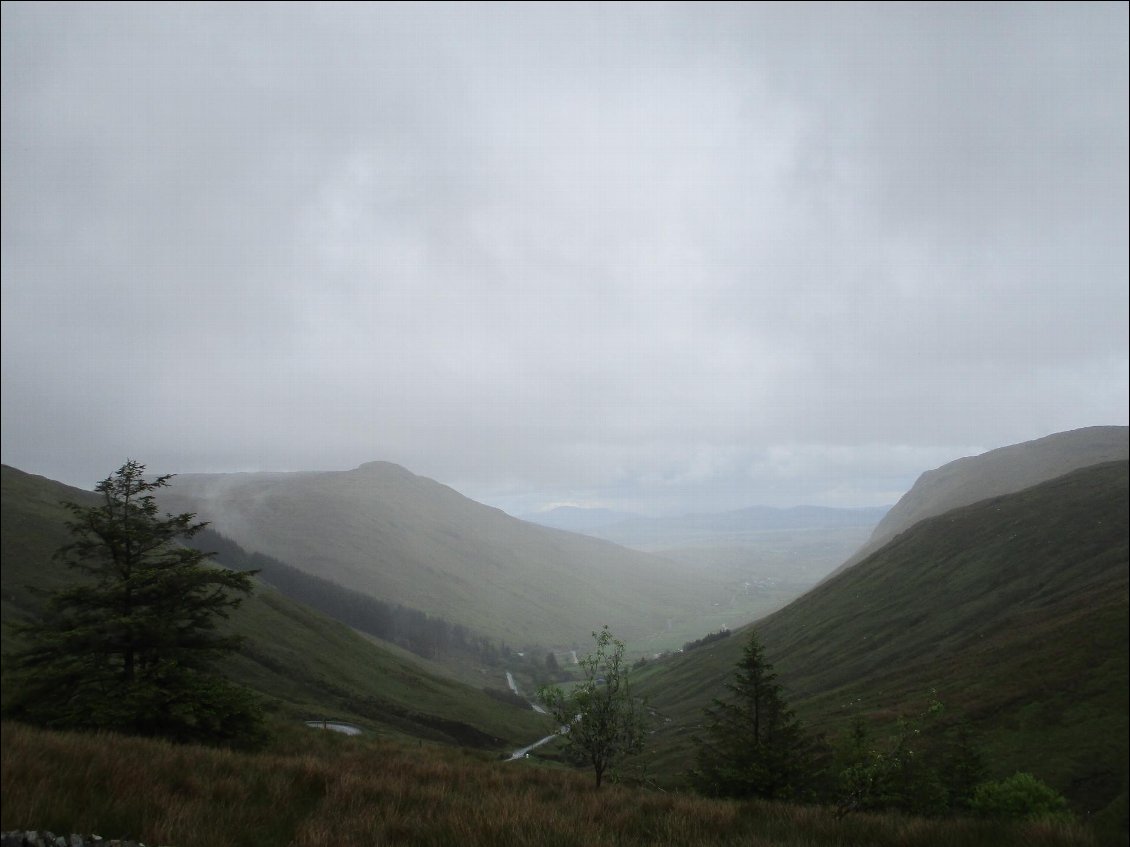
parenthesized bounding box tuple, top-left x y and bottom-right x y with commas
(0, 721, 1096, 846)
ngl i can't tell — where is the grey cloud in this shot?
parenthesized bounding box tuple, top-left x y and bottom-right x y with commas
(2, 3, 1126, 512)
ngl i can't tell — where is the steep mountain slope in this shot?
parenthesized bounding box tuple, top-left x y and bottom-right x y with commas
(637, 460, 1129, 815)
(155, 462, 723, 646)
(0, 465, 546, 748)
(835, 425, 1127, 575)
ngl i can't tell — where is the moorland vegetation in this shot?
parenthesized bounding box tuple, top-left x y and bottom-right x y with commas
(0, 720, 1098, 847)
(2, 443, 1127, 845)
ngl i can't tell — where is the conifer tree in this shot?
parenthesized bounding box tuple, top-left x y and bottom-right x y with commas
(691, 631, 811, 799)
(6, 460, 264, 746)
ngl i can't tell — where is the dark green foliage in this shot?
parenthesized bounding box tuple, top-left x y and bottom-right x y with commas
(691, 632, 813, 800)
(941, 723, 988, 811)
(834, 697, 987, 817)
(970, 772, 1072, 823)
(538, 626, 647, 788)
(683, 628, 731, 653)
(4, 461, 264, 747)
(836, 701, 942, 815)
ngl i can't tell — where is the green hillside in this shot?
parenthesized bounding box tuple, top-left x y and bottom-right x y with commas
(0, 465, 545, 749)
(836, 425, 1128, 576)
(154, 462, 726, 647)
(636, 460, 1129, 817)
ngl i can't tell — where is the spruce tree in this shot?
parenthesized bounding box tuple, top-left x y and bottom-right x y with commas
(691, 631, 811, 799)
(6, 460, 264, 746)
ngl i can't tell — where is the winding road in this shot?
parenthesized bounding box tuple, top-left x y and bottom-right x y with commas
(302, 673, 563, 758)
(506, 669, 572, 760)
(506, 670, 548, 714)
(507, 730, 563, 760)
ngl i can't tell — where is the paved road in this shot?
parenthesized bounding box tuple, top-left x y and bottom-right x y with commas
(507, 731, 562, 760)
(506, 670, 548, 714)
(304, 720, 363, 736)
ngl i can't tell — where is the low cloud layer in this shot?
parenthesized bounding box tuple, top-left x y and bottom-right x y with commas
(3, 4, 1127, 514)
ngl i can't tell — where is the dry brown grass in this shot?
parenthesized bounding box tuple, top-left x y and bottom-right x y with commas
(0, 721, 1097, 846)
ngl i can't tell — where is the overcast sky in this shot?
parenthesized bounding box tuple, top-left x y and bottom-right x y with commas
(2, 3, 1127, 516)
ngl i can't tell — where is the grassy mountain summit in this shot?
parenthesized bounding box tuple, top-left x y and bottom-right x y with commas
(0, 464, 546, 749)
(637, 460, 1128, 817)
(155, 462, 724, 647)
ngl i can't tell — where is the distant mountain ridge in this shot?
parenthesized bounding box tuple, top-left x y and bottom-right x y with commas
(155, 461, 723, 647)
(518, 506, 643, 533)
(833, 425, 1128, 576)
